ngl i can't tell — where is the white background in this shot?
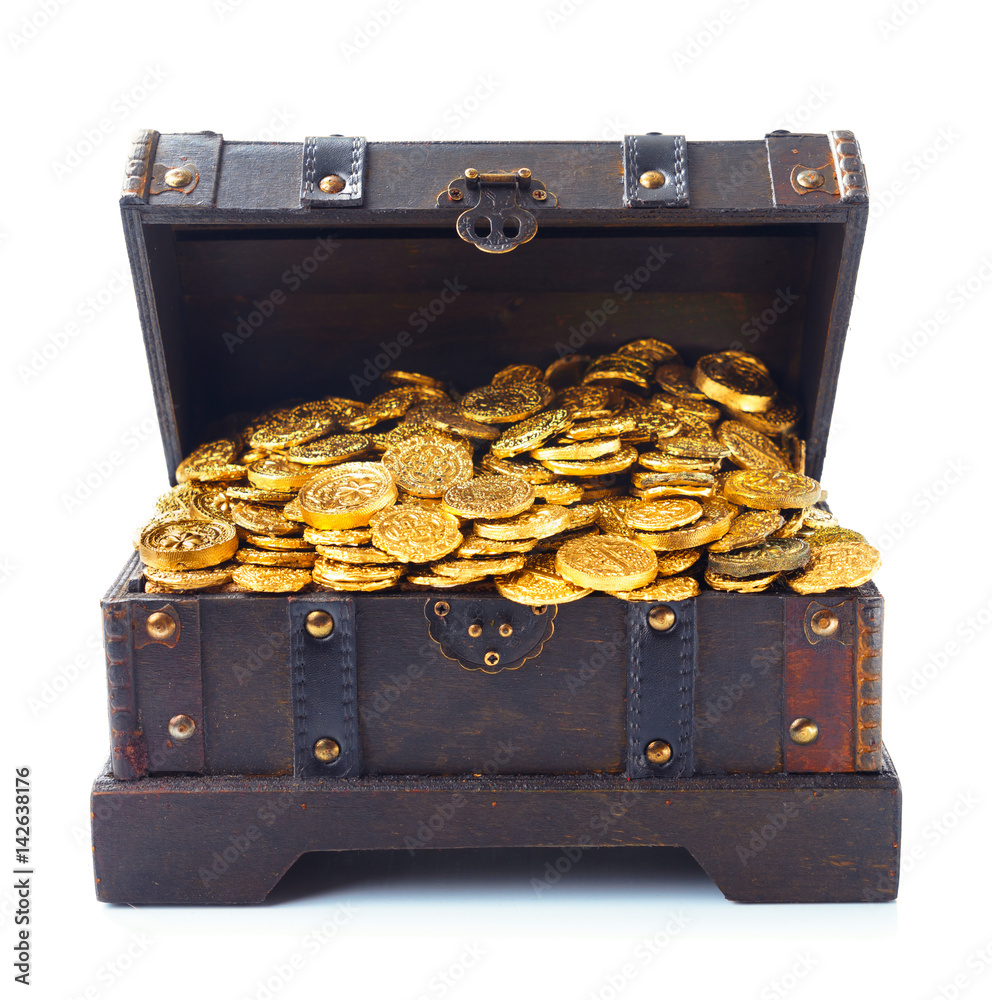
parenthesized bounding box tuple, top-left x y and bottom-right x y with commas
(3, 1, 991, 997)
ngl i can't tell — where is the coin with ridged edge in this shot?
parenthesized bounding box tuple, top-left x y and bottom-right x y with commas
(230, 501, 299, 536)
(460, 384, 544, 424)
(495, 553, 593, 605)
(234, 548, 317, 568)
(556, 534, 658, 591)
(442, 474, 535, 520)
(609, 575, 701, 602)
(492, 409, 573, 458)
(717, 420, 792, 472)
(139, 518, 238, 570)
(298, 462, 398, 529)
(692, 352, 776, 412)
(636, 498, 736, 551)
(381, 436, 473, 498)
(624, 499, 703, 533)
(723, 470, 821, 510)
(246, 457, 315, 491)
(474, 504, 573, 541)
(708, 510, 785, 553)
(287, 434, 372, 465)
(537, 445, 638, 477)
(370, 505, 463, 562)
(232, 565, 312, 592)
(143, 562, 236, 590)
(708, 537, 811, 578)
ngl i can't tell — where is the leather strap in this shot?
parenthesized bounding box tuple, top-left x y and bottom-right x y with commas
(626, 599, 696, 777)
(300, 136, 366, 207)
(623, 133, 689, 207)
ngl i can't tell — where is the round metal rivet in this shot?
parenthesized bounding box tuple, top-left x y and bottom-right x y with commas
(305, 610, 334, 639)
(168, 714, 196, 741)
(434, 601, 450, 617)
(532, 189, 547, 201)
(468, 623, 483, 638)
(464, 168, 479, 180)
(639, 170, 666, 189)
(164, 166, 193, 189)
(645, 739, 673, 765)
(484, 651, 500, 667)
(319, 174, 346, 194)
(796, 168, 824, 190)
(146, 611, 176, 641)
(789, 718, 819, 745)
(499, 623, 513, 637)
(314, 737, 341, 763)
(810, 609, 839, 637)
(648, 605, 676, 632)
(448, 188, 463, 201)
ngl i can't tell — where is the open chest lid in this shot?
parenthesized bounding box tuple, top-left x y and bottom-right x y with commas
(120, 129, 869, 483)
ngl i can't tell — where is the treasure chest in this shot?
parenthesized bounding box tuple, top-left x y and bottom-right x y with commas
(91, 129, 901, 904)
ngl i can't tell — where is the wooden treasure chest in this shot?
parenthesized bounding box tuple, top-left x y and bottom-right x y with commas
(91, 129, 901, 904)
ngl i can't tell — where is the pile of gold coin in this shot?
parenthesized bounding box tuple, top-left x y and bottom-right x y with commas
(136, 345, 880, 603)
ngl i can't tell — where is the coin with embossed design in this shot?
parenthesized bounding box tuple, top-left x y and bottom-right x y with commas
(708, 511, 785, 553)
(609, 575, 701, 602)
(370, 505, 463, 562)
(460, 384, 544, 424)
(232, 565, 312, 592)
(287, 434, 372, 466)
(492, 409, 573, 458)
(786, 541, 881, 594)
(717, 420, 792, 472)
(637, 498, 736, 551)
(298, 462, 398, 529)
(382, 436, 474, 497)
(495, 553, 593, 605)
(143, 563, 236, 590)
(692, 352, 776, 412)
(442, 474, 535, 520)
(624, 499, 703, 532)
(246, 456, 316, 491)
(723, 469, 821, 510)
(139, 518, 238, 570)
(474, 504, 573, 541)
(556, 534, 658, 591)
(708, 537, 811, 578)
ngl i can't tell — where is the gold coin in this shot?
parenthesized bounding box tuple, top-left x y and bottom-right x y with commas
(235, 548, 317, 568)
(583, 354, 655, 391)
(139, 518, 238, 570)
(708, 511, 785, 553)
(624, 499, 703, 532)
(313, 559, 403, 583)
(332, 400, 378, 432)
(556, 534, 658, 591)
(638, 498, 736, 551)
(654, 394, 722, 422)
(442, 474, 535, 520)
(614, 339, 681, 364)
(482, 453, 560, 484)
(659, 436, 731, 460)
(456, 535, 538, 557)
(637, 453, 721, 474)
(188, 487, 236, 523)
(250, 411, 335, 450)
(246, 456, 315, 491)
(175, 440, 241, 483)
(232, 565, 312, 592)
(492, 408, 573, 458)
(655, 364, 709, 401)
(807, 526, 867, 548)
(708, 537, 810, 578)
(382, 436, 473, 498)
(563, 415, 636, 440)
(287, 434, 372, 465)
(656, 548, 703, 576)
(495, 553, 593, 605)
(315, 576, 401, 592)
(314, 544, 399, 565)
(224, 485, 295, 504)
(630, 471, 716, 498)
(491, 363, 545, 384)
(282, 497, 306, 522)
(729, 394, 802, 436)
(531, 437, 620, 461)
(303, 526, 372, 546)
(230, 501, 298, 536)
(372, 421, 468, 455)
(786, 435, 807, 475)
(410, 401, 500, 441)
(593, 497, 638, 537)
(554, 385, 614, 419)
(771, 509, 806, 538)
(474, 504, 573, 541)
(531, 482, 585, 505)
(538, 445, 638, 477)
(153, 484, 199, 516)
(705, 568, 781, 593)
(723, 470, 821, 510)
(370, 505, 463, 562)
(243, 534, 311, 551)
(691, 352, 776, 413)
(382, 370, 447, 391)
(609, 575, 700, 602)
(460, 384, 544, 424)
(298, 462, 398, 529)
(143, 563, 235, 590)
(404, 572, 482, 589)
(431, 554, 526, 578)
(786, 541, 881, 594)
(802, 507, 839, 530)
(716, 420, 792, 472)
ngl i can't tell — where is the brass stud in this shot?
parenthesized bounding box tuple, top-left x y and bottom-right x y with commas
(146, 611, 176, 641)
(531, 189, 547, 201)
(795, 168, 824, 190)
(517, 168, 532, 180)
(484, 651, 500, 667)
(163, 166, 193, 189)
(314, 737, 341, 763)
(648, 605, 676, 632)
(168, 714, 196, 741)
(645, 739, 673, 765)
(305, 610, 335, 639)
(464, 168, 479, 180)
(810, 609, 839, 637)
(531, 605, 547, 615)
(499, 623, 513, 637)
(468, 623, 483, 638)
(639, 170, 666, 190)
(319, 174, 346, 194)
(434, 600, 451, 617)
(789, 717, 819, 745)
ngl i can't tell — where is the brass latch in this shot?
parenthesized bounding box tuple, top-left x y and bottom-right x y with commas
(437, 167, 557, 254)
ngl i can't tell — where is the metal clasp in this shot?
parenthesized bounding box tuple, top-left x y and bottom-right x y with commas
(437, 167, 556, 254)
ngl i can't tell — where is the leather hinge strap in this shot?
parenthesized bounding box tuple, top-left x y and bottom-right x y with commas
(300, 136, 366, 207)
(626, 600, 696, 778)
(622, 134, 689, 208)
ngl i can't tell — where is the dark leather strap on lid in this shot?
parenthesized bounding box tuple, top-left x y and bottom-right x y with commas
(300, 135, 366, 207)
(623, 133, 689, 207)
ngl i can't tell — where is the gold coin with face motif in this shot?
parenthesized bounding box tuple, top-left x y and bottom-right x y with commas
(555, 534, 658, 591)
(298, 462, 398, 529)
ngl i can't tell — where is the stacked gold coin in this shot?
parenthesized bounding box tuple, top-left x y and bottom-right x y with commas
(135, 346, 879, 598)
